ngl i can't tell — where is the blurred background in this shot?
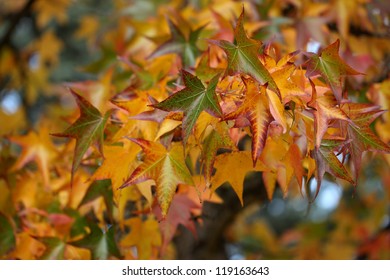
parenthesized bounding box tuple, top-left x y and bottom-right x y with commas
(0, 0, 389, 259)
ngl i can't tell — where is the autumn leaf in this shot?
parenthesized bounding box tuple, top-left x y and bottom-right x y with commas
(291, 1, 330, 49)
(120, 139, 193, 217)
(307, 79, 350, 148)
(153, 193, 201, 250)
(210, 9, 280, 97)
(149, 18, 206, 67)
(152, 70, 222, 145)
(260, 134, 298, 198)
(9, 126, 57, 187)
(33, 30, 63, 67)
(33, 0, 71, 28)
(201, 122, 236, 185)
(311, 139, 354, 201)
(39, 237, 67, 260)
(211, 151, 267, 205)
(51, 89, 111, 184)
(120, 216, 161, 259)
(74, 15, 100, 46)
(90, 142, 141, 204)
(329, 0, 372, 39)
(210, 9, 234, 42)
(270, 63, 307, 104)
(0, 213, 15, 256)
(70, 223, 121, 260)
(11, 232, 46, 260)
(305, 39, 362, 101)
(195, 50, 224, 82)
(340, 103, 390, 180)
(111, 89, 159, 142)
(224, 77, 273, 165)
(41, 238, 70, 260)
(288, 143, 304, 189)
(79, 180, 113, 221)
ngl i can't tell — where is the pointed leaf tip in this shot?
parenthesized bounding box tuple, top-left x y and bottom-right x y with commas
(152, 71, 222, 144)
(51, 89, 109, 183)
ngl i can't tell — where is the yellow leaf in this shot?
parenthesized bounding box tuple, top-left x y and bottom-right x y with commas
(91, 142, 140, 204)
(33, 0, 71, 28)
(74, 15, 100, 45)
(33, 30, 63, 66)
(11, 232, 46, 260)
(211, 151, 267, 205)
(9, 127, 57, 187)
(260, 135, 296, 198)
(155, 119, 181, 141)
(12, 172, 38, 208)
(64, 244, 91, 260)
(120, 216, 162, 259)
(121, 139, 194, 217)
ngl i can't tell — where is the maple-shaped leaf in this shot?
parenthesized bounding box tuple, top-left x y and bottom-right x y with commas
(260, 134, 301, 199)
(120, 139, 193, 217)
(311, 139, 354, 201)
(305, 39, 362, 101)
(211, 151, 267, 205)
(149, 18, 206, 67)
(224, 77, 273, 165)
(340, 103, 390, 180)
(9, 126, 57, 187)
(90, 143, 141, 204)
(152, 70, 222, 145)
(270, 63, 307, 104)
(202, 122, 236, 185)
(70, 223, 121, 260)
(210, 9, 280, 97)
(120, 216, 161, 259)
(307, 79, 350, 147)
(33, 0, 71, 27)
(51, 89, 111, 183)
(153, 193, 201, 250)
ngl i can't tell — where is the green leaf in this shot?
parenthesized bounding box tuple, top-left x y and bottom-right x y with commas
(305, 39, 362, 101)
(311, 139, 354, 201)
(66, 209, 89, 238)
(51, 89, 110, 184)
(120, 139, 194, 217)
(0, 213, 15, 256)
(149, 19, 206, 67)
(210, 9, 280, 98)
(70, 223, 121, 260)
(152, 70, 222, 145)
(40, 237, 66, 260)
(80, 180, 113, 219)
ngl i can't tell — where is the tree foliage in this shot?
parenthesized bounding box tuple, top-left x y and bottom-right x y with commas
(0, 0, 389, 260)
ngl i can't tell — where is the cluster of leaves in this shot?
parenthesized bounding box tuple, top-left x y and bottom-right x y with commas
(1, 0, 389, 259)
